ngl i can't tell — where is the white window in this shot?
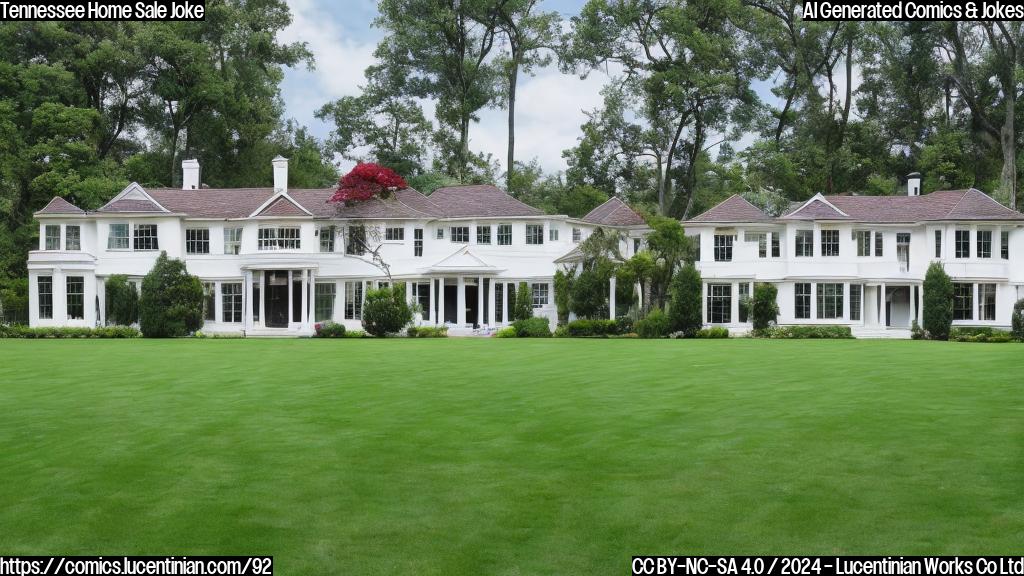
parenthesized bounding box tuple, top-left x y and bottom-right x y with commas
(795, 230, 813, 257)
(955, 230, 970, 258)
(450, 226, 469, 243)
(549, 227, 559, 241)
(385, 226, 404, 241)
(224, 227, 242, 254)
(346, 226, 366, 255)
(977, 230, 992, 259)
(850, 284, 862, 321)
(979, 283, 996, 321)
(44, 225, 61, 250)
(436, 227, 444, 240)
(713, 234, 733, 261)
(414, 228, 423, 257)
(497, 224, 512, 245)
(133, 224, 159, 251)
(258, 227, 300, 250)
(108, 223, 129, 250)
(953, 283, 973, 320)
(1001, 231, 1009, 260)
(794, 283, 811, 319)
(66, 276, 84, 320)
(319, 225, 335, 252)
(855, 230, 872, 257)
(476, 225, 491, 244)
(526, 224, 544, 245)
(315, 282, 336, 322)
(531, 283, 549, 307)
(816, 283, 843, 319)
(820, 229, 839, 257)
(203, 282, 216, 321)
(707, 284, 732, 323)
(37, 276, 52, 319)
(185, 228, 210, 254)
(344, 280, 364, 319)
(65, 225, 80, 251)
(572, 228, 581, 243)
(221, 282, 242, 323)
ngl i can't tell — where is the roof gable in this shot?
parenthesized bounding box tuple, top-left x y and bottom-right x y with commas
(783, 193, 850, 220)
(688, 195, 770, 223)
(252, 194, 312, 218)
(423, 246, 503, 273)
(945, 189, 1023, 220)
(98, 183, 169, 214)
(581, 197, 646, 227)
(36, 196, 85, 216)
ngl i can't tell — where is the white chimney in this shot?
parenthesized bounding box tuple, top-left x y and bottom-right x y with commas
(907, 172, 922, 196)
(182, 159, 200, 190)
(272, 155, 288, 193)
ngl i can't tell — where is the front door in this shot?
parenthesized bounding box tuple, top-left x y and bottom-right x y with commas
(265, 271, 289, 328)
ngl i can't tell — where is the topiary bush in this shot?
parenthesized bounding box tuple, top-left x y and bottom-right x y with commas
(1012, 299, 1024, 341)
(511, 316, 551, 337)
(314, 321, 347, 338)
(923, 262, 953, 341)
(361, 285, 413, 336)
(750, 283, 779, 331)
(636, 309, 670, 338)
(512, 281, 533, 321)
(139, 252, 204, 338)
(105, 274, 139, 326)
(667, 263, 702, 336)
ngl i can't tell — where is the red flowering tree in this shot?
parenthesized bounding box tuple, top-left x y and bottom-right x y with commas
(329, 163, 407, 203)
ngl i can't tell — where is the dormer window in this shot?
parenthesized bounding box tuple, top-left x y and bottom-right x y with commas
(258, 226, 300, 250)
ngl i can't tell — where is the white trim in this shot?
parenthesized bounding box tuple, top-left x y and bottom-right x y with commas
(101, 182, 171, 213)
(248, 191, 314, 218)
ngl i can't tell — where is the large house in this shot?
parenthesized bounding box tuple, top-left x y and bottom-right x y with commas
(28, 157, 647, 335)
(685, 173, 1024, 337)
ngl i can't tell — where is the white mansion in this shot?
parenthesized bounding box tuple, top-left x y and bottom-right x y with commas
(685, 174, 1024, 337)
(28, 157, 647, 335)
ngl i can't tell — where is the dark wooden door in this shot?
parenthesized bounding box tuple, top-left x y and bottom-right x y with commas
(265, 272, 289, 328)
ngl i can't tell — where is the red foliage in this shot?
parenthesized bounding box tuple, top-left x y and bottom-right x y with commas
(330, 163, 408, 203)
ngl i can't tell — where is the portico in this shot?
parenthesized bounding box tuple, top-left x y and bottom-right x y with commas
(241, 264, 318, 335)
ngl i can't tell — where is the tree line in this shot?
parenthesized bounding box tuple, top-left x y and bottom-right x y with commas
(2, 2, 1023, 302)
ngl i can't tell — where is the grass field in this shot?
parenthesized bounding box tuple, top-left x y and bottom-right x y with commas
(1, 338, 1022, 574)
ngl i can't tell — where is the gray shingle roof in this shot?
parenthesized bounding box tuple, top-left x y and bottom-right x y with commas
(780, 189, 1024, 222)
(688, 195, 772, 223)
(581, 197, 646, 226)
(255, 195, 311, 217)
(429, 184, 544, 218)
(36, 196, 85, 215)
(98, 198, 166, 213)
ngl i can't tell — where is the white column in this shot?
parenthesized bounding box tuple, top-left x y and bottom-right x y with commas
(972, 282, 979, 321)
(456, 276, 466, 326)
(337, 280, 346, 323)
(609, 276, 617, 320)
(286, 271, 293, 326)
(97, 276, 107, 326)
(477, 275, 484, 327)
(429, 278, 437, 325)
(405, 281, 413, 306)
(302, 269, 311, 329)
(910, 283, 917, 323)
(501, 282, 509, 325)
(636, 281, 643, 312)
(438, 277, 446, 325)
(730, 282, 739, 324)
(810, 282, 818, 321)
(917, 284, 924, 322)
(842, 281, 850, 320)
(701, 281, 708, 325)
(243, 270, 253, 332)
(880, 282, 887, 326)
(487, 279, 496, 326)
(215, 280, 223, 325)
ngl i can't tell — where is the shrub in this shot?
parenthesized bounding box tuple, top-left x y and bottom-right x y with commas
(696, 326, 730, 339)
(564, 318, 619, 337)
(1012, 299, 1024, 341)
(667, 263, 702, 336)
(553, 269, 572, 325)
(635, 309, 670, 338)
(314, 322, 347, 338)
(139, 252, 204, 337)
(511, 316, 551, 337)
(0, 325, 140, 338)
(569, 268, 608, 319)
(512, 281, 534, 321)
(344, 330, 367, 338)
(0, 278, 29, 325)
(750, 283, 779, 331)
(949, 326, 1015, 343)
(755, 325, 854, 339)
(105, 274, 139, 326)
(362, 286, 413, 336)
(407, 325, 448, 338)
(614, 315, 634, 335)
(494, 327, 517, 338)
(910, 319, 927, 340)
(923, 262, 953, 340)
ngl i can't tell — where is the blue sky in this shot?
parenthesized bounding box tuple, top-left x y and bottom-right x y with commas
(278, 0, 783, 174)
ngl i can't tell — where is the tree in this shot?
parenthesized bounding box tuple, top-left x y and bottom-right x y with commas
(362, 285, 413, 336)
(1012, 299, 1024, 341)
(512, 281, 533, 321)
(493, 0, 560, 183)
(374, 0, 501, 181)
(105, 274, 138, 326)
(922, 261, 953, 341)
(644, 217, 694, 309)
(667, 263, 702, 336)
(139, 252, 203, 337)
(750, 282, 779, 331)
(330, 163, 408, 203)
(553, 269, 573, 325)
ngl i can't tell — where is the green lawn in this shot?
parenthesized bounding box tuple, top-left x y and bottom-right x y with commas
(1, 339, 1022, 573)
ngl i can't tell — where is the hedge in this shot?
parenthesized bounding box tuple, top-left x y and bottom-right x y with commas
(314, 322, 347, 338)
(563, 319, 619, 337)
(754, 325, 854, 339)
(407, 326, 448, 338)
(635, 309, 670, 339)
(511, 317, 552, 337)
(0, 325, 141, 339)
(949, 326, 1015, 343)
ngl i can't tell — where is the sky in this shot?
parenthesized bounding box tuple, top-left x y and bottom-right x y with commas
(276, 0, 787, 176)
